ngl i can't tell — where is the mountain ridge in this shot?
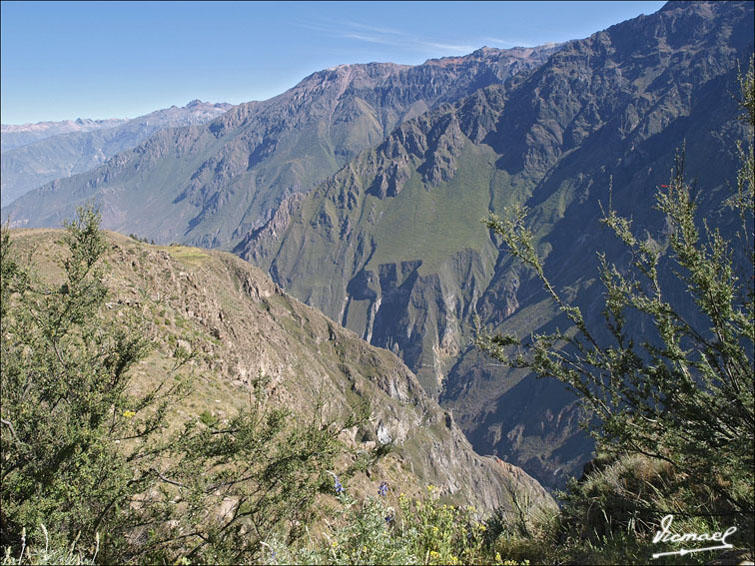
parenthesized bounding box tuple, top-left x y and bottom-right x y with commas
(1, 117, 129, 151)
(7, 227, 554, 516)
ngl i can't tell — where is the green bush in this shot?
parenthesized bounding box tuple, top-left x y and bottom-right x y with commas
(1, 206, 155, 558)
(264, 482, 514, 565)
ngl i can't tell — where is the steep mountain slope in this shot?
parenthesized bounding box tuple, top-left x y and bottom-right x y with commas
(1, 100, 233, 205)
(2, 45, 560, 247)
(238, 1, 754, 486)
(8, 227, 553, 517)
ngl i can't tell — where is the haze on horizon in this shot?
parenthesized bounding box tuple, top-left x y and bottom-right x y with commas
(1, 0, 665, 125)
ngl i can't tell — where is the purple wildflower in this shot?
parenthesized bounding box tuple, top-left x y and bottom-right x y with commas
(334, 476, 344, 494)
(378, 481, 388, 497)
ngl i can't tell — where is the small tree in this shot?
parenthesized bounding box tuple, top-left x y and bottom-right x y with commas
(0, 206, 159, 554)
(477, 59, 754, 532)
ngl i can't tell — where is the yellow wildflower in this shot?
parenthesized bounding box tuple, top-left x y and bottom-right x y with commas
(123, 410, 136, 419)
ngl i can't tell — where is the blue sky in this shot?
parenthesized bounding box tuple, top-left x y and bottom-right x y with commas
(1, 1, 665, 124)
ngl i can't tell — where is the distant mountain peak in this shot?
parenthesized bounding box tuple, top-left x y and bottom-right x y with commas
(422, 42, 563, 68)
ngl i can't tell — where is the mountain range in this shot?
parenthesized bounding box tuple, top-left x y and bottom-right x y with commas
(239, 0, 754, 485)
(1, 100, 233, 205)
(3, 0, 752, 489)
(2, 44, 559, 246)
(1, 117, 129, 151)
